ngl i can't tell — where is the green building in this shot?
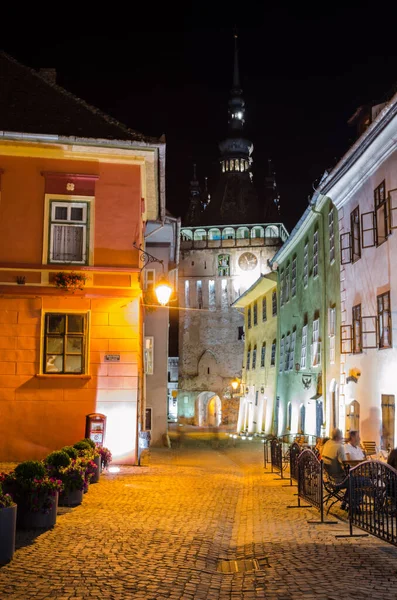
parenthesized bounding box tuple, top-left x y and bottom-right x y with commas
(270, 191, 340, 439)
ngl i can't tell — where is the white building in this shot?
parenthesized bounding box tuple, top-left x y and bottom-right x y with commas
(320, 94, 397, 449)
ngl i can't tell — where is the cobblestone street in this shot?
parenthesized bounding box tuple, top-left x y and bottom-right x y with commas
(1, 442, 397, 599)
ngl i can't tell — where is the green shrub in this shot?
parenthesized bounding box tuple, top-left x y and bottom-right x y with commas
(62, 446, 78, 460)
(73, 440, 92, 452)
(14, 460, 46, 481)
(83, 438, 96, 450)
(45, 451, 71, 469)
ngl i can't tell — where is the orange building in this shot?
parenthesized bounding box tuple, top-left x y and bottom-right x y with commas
(0, 53, 166, 463)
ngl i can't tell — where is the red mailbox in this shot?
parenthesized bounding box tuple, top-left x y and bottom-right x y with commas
(85, 413, 107, 448)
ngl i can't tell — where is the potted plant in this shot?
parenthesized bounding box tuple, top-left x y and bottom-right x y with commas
(0, 483, 17, 564)
(45, 450, 85, 507)
(11, 461, 63, 529)
(53, 271, 88, 293)
(83, 438, 102, 482)
(73, 441, 98, 489)
(99, 447, 112, 470)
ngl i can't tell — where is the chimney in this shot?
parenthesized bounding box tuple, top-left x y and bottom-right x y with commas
(38, 68, 57, 85)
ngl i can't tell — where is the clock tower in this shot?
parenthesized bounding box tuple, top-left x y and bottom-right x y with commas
(177, 35, 288, 430)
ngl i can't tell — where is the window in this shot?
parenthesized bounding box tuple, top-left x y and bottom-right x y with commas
(350, 206, 361, 262)
(248, 306, 252, 329)
(300, 324, 308, 369)
(329, 307, 336, 364)
(222, 227, 235, 240)
(221, 279, 228, 310)
(252, 345, 257, 369)
(238, 326, 244, 340)
(246, 346, 251, 370)
(374, 180, 388, 246)
(381, 395, 395, 450)
(144, 269, 155, 291)
(253, 302, 258, 326)
(196, 281, 203, 309)
(280, 269, 284, 306)
(313, 229, 319, 278)
(271, 340, 276, 366)
(299, 404, 306, 434)
(352, 304, 362, 354)
(291, 256, 297, 298)
(378, 291, 392, 349)
(255, 390, 259, 406)
(272, 290, 277, 316)
(287, 402, 292, 430)
(284, 334, 290, 372)
(144, 336, 154, 374)
(329, 208, 335, 263)
(218, 254, 230, 276)
(288, 330, 296, 371)
(209, 280, 216, 310)
(261, 342, 266, 368)
(49, 201, 88, 264)
(279, 336, 285, 373)
(312, 318, 321, 366)
(262, 296, 267, 322)
(303, 242, 309, 287)
(284, 263, 290, 303)
(184, 281, 190, 307)
(145, 408, 152, 430)
(44, 313, 87, 374)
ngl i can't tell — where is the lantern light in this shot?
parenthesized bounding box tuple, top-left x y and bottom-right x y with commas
(231, 378, 239, 391)
(155, 277, 173, 306)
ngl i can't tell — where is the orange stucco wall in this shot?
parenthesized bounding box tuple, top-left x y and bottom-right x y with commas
(0, 151, 145, 464)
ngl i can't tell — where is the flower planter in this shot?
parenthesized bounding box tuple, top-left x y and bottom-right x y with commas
(17, 492, 59, 530)
(91, 456, 101, 484)
(58, 488, 83, 507)
(0, 505, 17, 564)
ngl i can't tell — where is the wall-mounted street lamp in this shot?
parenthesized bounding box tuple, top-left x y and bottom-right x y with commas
(133, 242, 173, 306)
(231, 378, 240, 391)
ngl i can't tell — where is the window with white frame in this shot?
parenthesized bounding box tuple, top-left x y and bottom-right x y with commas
(279, 336, 285, 373)
(312, 318, 321, 366)
(378, 291, 392, 349)
(300, 324, 308, 369)
(49, 201, 88, 264)
(284, 333, 290, 371)
(44, 313, 87, 374)
(184, 280, 190, 307)
(288, 329, 296, 371)
(329, 307, 336, 364)
(303, 242, 308, 287)
(144, 336, 154, 374)
(313, 230, 319, 278)
(145, 269, 155, 291)
(291, 256, 297, 298)
(329, 208, 335, 263)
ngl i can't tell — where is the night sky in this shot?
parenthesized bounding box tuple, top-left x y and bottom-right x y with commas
(3, 3, 397, 231)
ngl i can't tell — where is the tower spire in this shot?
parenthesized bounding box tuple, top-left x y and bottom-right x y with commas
(228, 31, 245, 132)
(233, 30, 240, 91)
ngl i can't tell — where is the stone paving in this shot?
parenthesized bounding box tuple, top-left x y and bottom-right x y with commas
(1, 441, 397, 599)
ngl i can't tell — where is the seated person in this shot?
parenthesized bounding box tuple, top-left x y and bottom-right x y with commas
(322, 428, 346, 483)
(344, 430, 365, 461)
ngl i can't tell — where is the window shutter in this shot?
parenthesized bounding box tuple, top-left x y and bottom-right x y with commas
(389, 189, 397, 230)
(361, 315, 378, 349)
(340, 324, 352, 354)
(361, 211, 376, 248)
(340, 232, 352, 264)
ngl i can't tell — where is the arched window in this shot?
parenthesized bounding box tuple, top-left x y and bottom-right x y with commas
(287, 402, 292, 430)
(236, 227, 250, 239)
(246, 346, 251, 370)
(222, 227, 235, 240)
(226, 161, 229, 171)
(194, 229, 207, 241)
(240, 159, 245, 172)
(252, 345, 257, 369)
(299, 404, 306, 434)
(235, 160, 240, 171)
(222, 161, 225, 173)
(265, 225, 279, 238)
(208, 228, 221, 240)
(251, 226, 264, 239)
(181, 229, 193, 241)
(230, 159, 235, 171)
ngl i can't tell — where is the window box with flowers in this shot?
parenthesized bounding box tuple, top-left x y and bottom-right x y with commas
(54, 271, 88, 293)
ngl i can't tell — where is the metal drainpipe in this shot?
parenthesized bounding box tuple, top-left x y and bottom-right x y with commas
(310, 202, 327, 435)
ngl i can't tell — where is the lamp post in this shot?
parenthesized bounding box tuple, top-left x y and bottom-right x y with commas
(133, 242, 173, 306)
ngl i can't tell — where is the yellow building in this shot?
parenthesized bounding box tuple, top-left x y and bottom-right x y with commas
(232, 273, 278, 434)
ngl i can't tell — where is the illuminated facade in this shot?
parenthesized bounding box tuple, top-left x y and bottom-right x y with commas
(232, 273, 278, 433)
(0, 53, 165, 463)
(177, 37, 287, 427)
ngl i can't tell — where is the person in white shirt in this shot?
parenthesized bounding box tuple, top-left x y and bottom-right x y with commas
(344, 430, 365, 461)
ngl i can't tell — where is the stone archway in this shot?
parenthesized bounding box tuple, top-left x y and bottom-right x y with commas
(196, 392, 222, 427)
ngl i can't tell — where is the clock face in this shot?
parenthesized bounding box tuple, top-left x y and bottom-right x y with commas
(238, 252, 258, 271)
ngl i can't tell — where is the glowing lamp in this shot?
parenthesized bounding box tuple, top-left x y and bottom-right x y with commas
(155, 277, 173, 306)
(231, 379, 239, 391)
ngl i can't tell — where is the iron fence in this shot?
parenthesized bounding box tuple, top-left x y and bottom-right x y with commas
(289, 442, 302, 484)
(270, 438, 284, 479)
(263, 435, 277, 469)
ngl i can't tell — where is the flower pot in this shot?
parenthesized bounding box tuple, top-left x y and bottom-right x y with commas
(91, 455, 101, 484)
(59, 488, 83, 507)
(17, 492, 58, 530)
(0, 505, 17, 564)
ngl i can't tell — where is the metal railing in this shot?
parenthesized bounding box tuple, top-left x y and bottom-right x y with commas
(289, 442, 302, 485)
(270, 438, 284, 479)
(263, 435, 277, 469)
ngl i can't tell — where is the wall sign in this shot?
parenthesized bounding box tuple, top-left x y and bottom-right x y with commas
(105, 354, 120, 362)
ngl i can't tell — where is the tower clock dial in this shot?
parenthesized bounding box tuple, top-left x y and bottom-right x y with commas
(238, 252, 258, 271)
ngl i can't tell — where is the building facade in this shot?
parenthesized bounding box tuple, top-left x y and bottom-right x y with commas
(271, 194, 341, 438)
(320, 94, 397, 449)
(144, 215, 180, 446)
(177, 38, 287, 427)
(232, 273, 278, 434)
(0, 53, 165, 463)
